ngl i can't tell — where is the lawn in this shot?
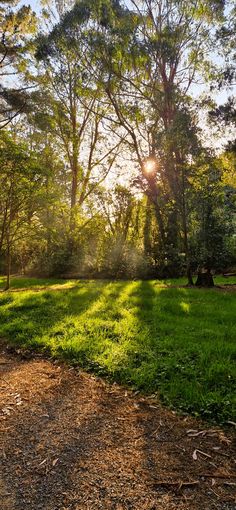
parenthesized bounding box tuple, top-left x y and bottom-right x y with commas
(0, 276, 235, 423)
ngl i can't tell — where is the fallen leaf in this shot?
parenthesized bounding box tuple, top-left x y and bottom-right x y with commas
(197, 449, 212, 459)
(218, 432, 231, 445)
(2, 407, 11, 415)
(52, 458, 59, 467)
(187, 429, 218, 438)
(38, 458, 47, 466)
(192, 449, 212, 461)
(188, 430, 207, 437)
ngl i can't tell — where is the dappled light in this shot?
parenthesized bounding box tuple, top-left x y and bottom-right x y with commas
(0, 278, 235, 423)
(180, 301, 190, 313)
(0, 1, 235, 287)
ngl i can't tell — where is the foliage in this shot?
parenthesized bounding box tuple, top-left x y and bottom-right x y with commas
(0, 2, 235, 282)
(0, 130, 48, 287)
(0, 0, 37, 127)
(189, 156, 235, 271)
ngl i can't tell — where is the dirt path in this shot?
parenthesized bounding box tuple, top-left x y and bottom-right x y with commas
(0, 346, 235, 510)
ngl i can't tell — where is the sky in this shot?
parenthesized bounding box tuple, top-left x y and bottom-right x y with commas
(20, 0, 40, 11)
(18, 0, 39, 11)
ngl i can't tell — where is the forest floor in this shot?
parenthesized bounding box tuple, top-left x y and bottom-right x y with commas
(1, 343, 236, 510)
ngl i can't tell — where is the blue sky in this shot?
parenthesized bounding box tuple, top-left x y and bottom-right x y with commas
(19, 0, 40, 11)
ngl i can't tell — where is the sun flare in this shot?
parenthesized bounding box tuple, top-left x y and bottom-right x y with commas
(143, 158, 157, 174)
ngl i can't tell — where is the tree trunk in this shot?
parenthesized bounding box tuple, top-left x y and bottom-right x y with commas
(69, 159, 78, 244)
(187, 263, 194, 286)
(70, 166, 78, 210)
(195, 269, 214, 287)
(154, 202, 166, 248)
(4, 240, 11, 291)
(144, 197, 152, 256)
(69, 91, 79, 231)
(177, 153, 193, 285)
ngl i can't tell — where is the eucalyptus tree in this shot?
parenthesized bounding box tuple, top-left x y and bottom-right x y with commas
(51, 0, 229, 281)
(33, 9, 125, 235)
(0, 0, 37, 128)
(102, 0, 227, 281)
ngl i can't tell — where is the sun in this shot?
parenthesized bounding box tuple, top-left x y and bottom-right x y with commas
(143, 158, 157, 174)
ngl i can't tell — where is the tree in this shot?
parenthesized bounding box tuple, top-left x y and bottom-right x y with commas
(189, 153, 235, 285)
(0, 0, 37, 128)
(26, 0, 232, 282)
(0, 0, 234, 283)
(0, 130, 46, 288)
(97, 185, 145, 277)
(33, 10, 125, 235)
(59, 0, 228, 282)
(208, 2, 236, 149)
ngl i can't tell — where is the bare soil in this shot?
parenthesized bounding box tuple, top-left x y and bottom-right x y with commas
(0, 345, 235, 510)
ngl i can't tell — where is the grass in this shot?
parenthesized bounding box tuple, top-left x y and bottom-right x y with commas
(0, 275, 235, 423)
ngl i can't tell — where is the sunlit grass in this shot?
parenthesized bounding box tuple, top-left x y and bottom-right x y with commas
(0, 275, 75, 290)
(0, 276, 235, 423)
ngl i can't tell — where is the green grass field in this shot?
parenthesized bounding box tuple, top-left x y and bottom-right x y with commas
(0, 276, 235, 423)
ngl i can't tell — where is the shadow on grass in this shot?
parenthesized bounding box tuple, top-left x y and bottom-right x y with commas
(130, 281, 235, 423)
(0, 281, 129, 371)
(0, 279, 235, 423)
(0, 276, 75, 291)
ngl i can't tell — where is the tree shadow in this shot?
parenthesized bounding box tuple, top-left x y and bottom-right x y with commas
(0, 281, 128, 377)
(129, 280, 235, 422)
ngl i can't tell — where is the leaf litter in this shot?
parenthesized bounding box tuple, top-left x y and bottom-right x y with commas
(0, 345, 235, 510)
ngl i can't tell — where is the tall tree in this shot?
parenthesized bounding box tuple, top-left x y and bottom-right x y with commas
(55, 0, 227, 280)
(0, 130, 46, 288)
(33, 12, 125, 233)
(0, 0, 37, 128)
